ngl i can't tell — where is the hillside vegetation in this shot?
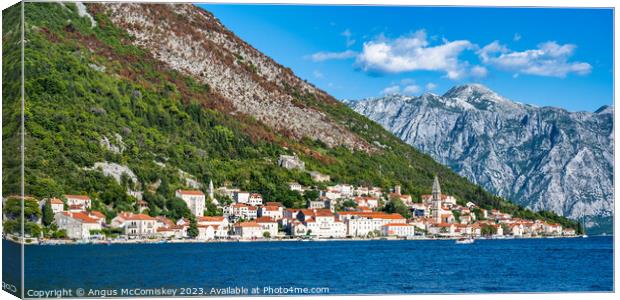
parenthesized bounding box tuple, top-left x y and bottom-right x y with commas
(2, 3, 579, 231)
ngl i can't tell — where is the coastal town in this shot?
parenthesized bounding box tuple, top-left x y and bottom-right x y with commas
(2, 155, 577, 244)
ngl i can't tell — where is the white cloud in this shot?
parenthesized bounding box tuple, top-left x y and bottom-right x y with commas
(381, 85, 401, 95)
(356, 30, 474, 79)
(425, 82, 437, 91)
(313, 70, 324, 79)
(307, 50, 357, 62)
(478, 41, 592, 77)
(513, 33, 522, 42)
(402, 85, 421, 95)
(478, 41, 508, 63)
(342, 29, 356, 47)
(471, 65, 488, 78)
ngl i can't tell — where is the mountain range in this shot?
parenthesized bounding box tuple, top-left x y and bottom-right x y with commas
(347, 84, 613, 233)
(1, 2, 578, 229)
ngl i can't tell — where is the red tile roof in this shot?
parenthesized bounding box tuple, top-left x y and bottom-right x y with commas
(198, 216, 225, 222)
(89, 210, 105, 219)
(65, 194, 91, 201)
(235, 221, 260, 228)
(176, 190, 204, 196)
(50, 198, 64, 205)
(62, 212, 98, 224)
(117, 212, 156, 221)
(126, 213, 156, 221)
(337, 212, 405, 219)
(256, 216, 276, 223)
(383, 223, 412, 227)
(299, 209, 315, 215)
(314, 209, 334, 217)
(262, 205, 281, 211)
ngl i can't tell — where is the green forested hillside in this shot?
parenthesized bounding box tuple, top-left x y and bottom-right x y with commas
(2, 3, 578, 230)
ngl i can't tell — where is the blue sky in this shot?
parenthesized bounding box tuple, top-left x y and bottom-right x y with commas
(198, 4, 613, 112)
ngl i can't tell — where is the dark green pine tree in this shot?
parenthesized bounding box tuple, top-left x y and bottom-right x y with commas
(42, 198, 54, 227)
(187, 216, 199, 239)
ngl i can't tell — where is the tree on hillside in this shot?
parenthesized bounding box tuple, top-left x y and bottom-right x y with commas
(383, 198, 411, 218)
(4, 197, 41, 221)
(165, 197, 192, 220)
(42, 199, 54, 226)
(340, 199, 357, 210)
(303, 190, 320, 201)
(277, 189, 304, 208)
(187, 216, 199, 239)
(204, 201, 222, 216)
(481, 225, 497, 236)
(472, 207, 486, 220)
(25, 222, 42, 238)
(451, 210, 461, 223)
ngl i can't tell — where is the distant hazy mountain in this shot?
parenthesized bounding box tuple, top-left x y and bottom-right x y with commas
(348, 84, 613, 233)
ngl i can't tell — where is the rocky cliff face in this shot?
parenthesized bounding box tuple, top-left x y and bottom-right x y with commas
(99, 3, 371, 152)
(348, 84, 613, 233)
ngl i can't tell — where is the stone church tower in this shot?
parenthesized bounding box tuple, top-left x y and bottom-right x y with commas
(432, 176, 441, 202)
(432, 176, 443, 223)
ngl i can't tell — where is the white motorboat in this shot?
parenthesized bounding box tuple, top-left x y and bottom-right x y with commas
(455, 237, 474, 244)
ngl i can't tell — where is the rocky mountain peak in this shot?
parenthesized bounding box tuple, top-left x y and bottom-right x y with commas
(348, 87, 614, 233)
(595, 105, 614, 114)
(442, 83, 496, 98)
(442, 83, 509, 105)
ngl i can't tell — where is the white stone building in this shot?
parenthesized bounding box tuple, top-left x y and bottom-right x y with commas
(256, 217, 278, 238)
(382, 223, 415, 237)
(50, 198, 65, 214)
(112, 212, 158, 238)
(226, 203, 258, 220)
(288, 182, 303, 192)
(197, 216, 229, 239)
(64, 194, 92, 211)
(248, 193, 263, 206)
(234, 222, 264, 239)
(292, 209, 346, 238)
(258, 205, 283, 220)
(338, 212, 406, 237)
(234, 191, 250, 204)
(175, 190, 206, 217)
(54, 211, 102, 240)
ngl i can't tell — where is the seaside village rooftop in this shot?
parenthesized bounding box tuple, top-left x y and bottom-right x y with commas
(3, 171, 575, 243)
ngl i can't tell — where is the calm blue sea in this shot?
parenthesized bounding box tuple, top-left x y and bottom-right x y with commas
(3, 236, 614, 296)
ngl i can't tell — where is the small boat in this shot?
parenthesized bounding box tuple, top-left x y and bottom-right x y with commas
(455, 237, 474, 244)
(580, 215, 588, 238)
